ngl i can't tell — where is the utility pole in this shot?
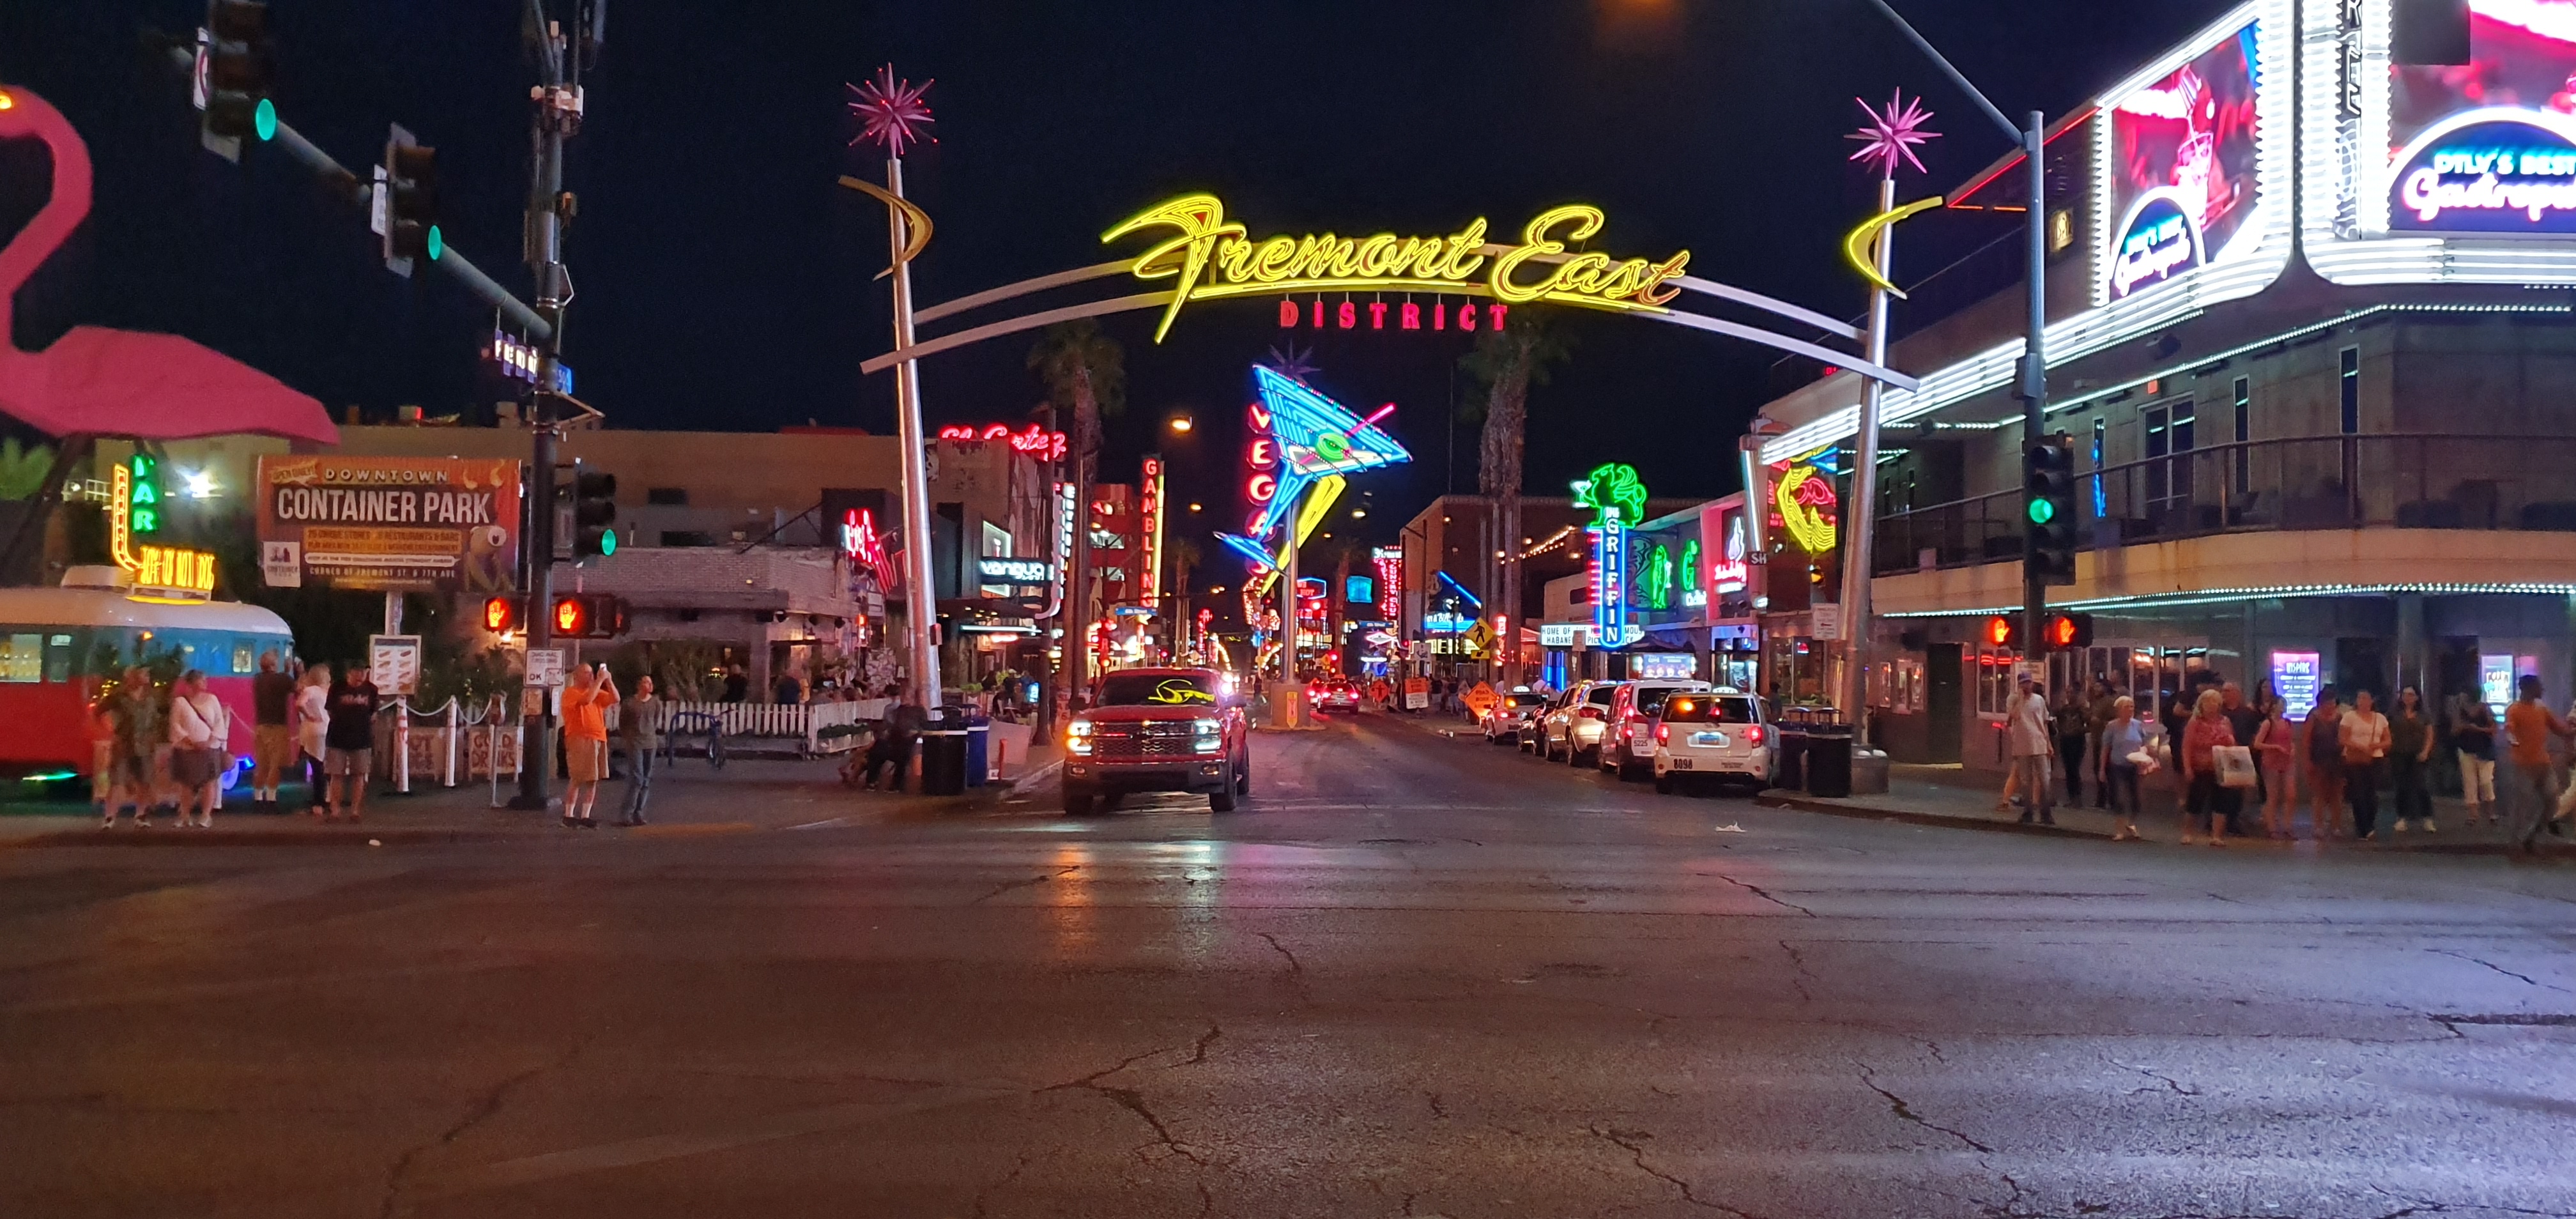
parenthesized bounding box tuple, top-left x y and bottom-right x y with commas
(512, 0, 596, 811)
(1866, 1, 2050, 654)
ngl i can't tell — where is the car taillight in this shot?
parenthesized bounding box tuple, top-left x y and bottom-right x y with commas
(1745, 724, 1765, 746)
(1654, 723, 1669, 744)
(1577, 707, 1602, 721)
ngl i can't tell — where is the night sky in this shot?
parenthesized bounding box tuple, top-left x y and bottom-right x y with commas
(3, 1, 2237, 550)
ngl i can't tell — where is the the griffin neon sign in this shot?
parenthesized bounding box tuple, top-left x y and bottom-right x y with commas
(1107, 195, 1692, 342)
(1572, 463, 1646, 650)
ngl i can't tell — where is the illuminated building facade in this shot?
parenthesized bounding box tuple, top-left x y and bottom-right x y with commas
(1751, 0, 2576, 770)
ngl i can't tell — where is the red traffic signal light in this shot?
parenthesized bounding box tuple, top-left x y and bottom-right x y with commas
(482, 597, 517, 632)
(1983, 615, 2017, 649)
(2043, 611, 2094, 650)
(548, 593, 629, 640)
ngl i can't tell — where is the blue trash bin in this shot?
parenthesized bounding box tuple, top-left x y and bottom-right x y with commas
(964, 714, 990, 788)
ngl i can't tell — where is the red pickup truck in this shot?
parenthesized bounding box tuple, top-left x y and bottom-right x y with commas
(1062, 668, 1253, 815)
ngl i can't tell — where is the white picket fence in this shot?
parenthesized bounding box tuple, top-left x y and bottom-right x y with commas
(653, 700, 880, 756)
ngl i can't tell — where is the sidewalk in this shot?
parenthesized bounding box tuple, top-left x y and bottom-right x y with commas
(1757, 763, 2572, 854)
(0, 756, 1018, 848)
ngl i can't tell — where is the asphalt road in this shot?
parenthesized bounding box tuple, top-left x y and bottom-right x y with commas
(3, 712, 2573, 1218)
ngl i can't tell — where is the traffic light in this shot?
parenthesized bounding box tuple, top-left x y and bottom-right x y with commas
(383, 131, 441, 264)
(482, 596, 518, 633)
(1982, 615, 2018, 650)
(571, 463, 618, 558)
(201, 1, 276, 144)
(2043, 611, 2094, 651)
(549, 593, 627, 640)
(2024, 433, 2078, 586)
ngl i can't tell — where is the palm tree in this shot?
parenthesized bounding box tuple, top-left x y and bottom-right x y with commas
(0, 437, 55, 501)
(1460, 315, 1573, 684)
(1028, 320, 1126, 701)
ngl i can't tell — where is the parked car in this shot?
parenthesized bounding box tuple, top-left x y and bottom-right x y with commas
(1311, 681, 1361, 714)
(1482, 690, 1544, 745)
(1650, 690, 1771, 793)
(1519, 689, 1567, 753)
(1540, 680, 1625, 766)
(1600, 679, 1713, 781)
(1062, 668, 1252, 815)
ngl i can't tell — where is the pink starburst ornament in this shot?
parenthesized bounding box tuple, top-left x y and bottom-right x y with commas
(847, 65, 936, 157)
(1848, 89, 1939, 179)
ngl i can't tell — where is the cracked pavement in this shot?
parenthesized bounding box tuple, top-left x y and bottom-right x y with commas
(1, 712, 2572, 1216)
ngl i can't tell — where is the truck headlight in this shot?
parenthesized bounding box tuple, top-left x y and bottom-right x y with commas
(1067, 719, 1096, 755)
(1193, 718, 1223, 753)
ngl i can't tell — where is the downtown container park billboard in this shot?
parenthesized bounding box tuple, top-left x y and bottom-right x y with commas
(255, 456, 522, 593)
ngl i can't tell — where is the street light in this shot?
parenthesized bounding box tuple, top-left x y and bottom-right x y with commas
(1169, 415, 1193, 433)
(1188, 502, 1202, 513)
(1867, 0, 2050, 650)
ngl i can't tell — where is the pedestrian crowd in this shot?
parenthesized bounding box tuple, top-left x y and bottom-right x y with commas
(2000, 669, 2574, 853)
(90, 651, 383, 829)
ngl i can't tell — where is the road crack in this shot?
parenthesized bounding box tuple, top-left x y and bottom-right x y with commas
(1778, 940, 1816, 1002)
(1586, 1123, 1756, 1216)
(380, 1034, 589, 1219)
(970, 866, 1078, 905)
(1257, 931, 1303, 976)
(1700, 873, 1814, 917)
(1855, 1061, 1990, 1153)
(2429, 948, 2572, 993)
(2108, 1058, 2202, 1097)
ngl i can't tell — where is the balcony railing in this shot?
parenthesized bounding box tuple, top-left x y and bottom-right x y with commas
(1873, 433, 2576, 577)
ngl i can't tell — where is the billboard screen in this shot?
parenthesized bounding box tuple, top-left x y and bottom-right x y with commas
(256, 456, 523, 593)
(2102, 19, 2264, 300)
(2091, 13, 2277, 302)
(2388, 3, 2576, 234)
(2308, 0, 2576, 281)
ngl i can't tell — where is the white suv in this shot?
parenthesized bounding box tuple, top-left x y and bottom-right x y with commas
(1650, 691, 1771, 793)
(1541, 680, 1625, 767)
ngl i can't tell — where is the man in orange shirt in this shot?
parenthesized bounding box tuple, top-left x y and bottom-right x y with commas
(2503, 674, 2572, 853)
(560, 664, 619, 829)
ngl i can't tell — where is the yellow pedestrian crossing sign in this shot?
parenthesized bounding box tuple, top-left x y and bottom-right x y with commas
(1465, 620, 1495, 656)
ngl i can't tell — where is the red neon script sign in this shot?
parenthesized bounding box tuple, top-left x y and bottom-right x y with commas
(936, 422, 1068, 461)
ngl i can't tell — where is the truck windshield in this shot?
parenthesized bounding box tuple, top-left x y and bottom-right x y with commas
(1100, 673, 1220, 707)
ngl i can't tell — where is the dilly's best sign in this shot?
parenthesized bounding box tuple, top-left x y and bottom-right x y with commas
(1107, 195, 1692, 341)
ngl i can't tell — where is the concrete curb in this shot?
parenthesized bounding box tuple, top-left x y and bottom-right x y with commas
(11, 826, 523, 848)
(1752, 791, 2107, 839)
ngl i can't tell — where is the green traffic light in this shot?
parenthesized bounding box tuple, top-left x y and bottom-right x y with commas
(424, 225, 443, 261)
(252, 98, 277, 142)
(598, 528, 616, 557)
(2027, 498, 2057, 526)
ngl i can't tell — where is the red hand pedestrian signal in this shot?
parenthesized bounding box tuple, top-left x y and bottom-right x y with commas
(1983, 615, 2016, 649)
(483, 597, 516, 632)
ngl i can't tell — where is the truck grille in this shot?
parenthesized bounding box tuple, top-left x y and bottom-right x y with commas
(1091, 722, 1198, 758)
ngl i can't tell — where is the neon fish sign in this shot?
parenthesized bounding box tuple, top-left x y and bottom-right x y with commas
(1107, 195, 1692, 342)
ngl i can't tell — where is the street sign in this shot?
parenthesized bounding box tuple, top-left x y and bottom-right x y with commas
(1402, 676, 1429, 710)
(1811, 604, 1842, 641)
(1463, 682, 1498, 719)
(369, 634, 422, 696)
(1465, 620, 1496, 657)
(525, 647, 567, 689)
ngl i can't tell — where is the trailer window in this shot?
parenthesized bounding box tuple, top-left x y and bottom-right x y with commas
(0, 633, 40, 682)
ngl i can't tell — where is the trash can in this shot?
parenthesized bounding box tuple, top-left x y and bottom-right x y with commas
(1849, 745, 1890, 795)
(920, 705, 970, 795)
(963, 712, 991, 788)
(1802, 725, 1854, 798)
(1774, 728, 1809, 792)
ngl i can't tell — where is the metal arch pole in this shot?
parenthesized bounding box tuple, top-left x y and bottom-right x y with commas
(1839, 176, 1899, 745)
(886, 157, 942, 712)
(2019, 112, 2050, 666)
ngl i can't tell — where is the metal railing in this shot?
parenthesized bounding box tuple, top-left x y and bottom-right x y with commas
(1873, 433, 2576, 576)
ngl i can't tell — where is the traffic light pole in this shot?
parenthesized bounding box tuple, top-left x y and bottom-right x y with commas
(2018, 112, 2049, 661)
(511, 1, 586, 810)
(1860, 3, 2050, 664)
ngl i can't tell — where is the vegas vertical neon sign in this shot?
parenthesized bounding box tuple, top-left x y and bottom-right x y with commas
(1572, 463, 1646, 649)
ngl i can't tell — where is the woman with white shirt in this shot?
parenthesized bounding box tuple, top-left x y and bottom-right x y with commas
(295, 664, 331, 817)
(167, 670, 229, 828)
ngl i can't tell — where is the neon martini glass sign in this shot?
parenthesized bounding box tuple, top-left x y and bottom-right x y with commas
(1243, 364, 1411, 538)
